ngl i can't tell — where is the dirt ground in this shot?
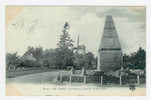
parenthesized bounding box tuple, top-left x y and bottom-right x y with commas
(6, 71, 146, 96)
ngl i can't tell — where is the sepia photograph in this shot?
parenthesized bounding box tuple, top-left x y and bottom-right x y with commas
(6, 6, 146, 96)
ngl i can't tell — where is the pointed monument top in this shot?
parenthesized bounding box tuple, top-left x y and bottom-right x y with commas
(99, 16, 121, 50)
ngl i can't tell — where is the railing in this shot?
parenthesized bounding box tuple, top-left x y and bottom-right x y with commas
(58, 71, 146, 86)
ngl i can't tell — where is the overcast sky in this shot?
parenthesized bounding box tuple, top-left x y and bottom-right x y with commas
(6, 6, 146, 56)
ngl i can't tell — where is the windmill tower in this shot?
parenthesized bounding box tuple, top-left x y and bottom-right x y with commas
(76, 35, 86, 55)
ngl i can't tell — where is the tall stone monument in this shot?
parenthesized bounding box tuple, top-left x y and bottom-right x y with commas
(98, 15, 123, 73)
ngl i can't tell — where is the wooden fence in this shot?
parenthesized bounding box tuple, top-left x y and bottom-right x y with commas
(57, 72, 146, 86)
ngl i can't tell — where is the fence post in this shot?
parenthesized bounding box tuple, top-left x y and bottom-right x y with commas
(69, 68, 73, 84)
(8, 66, 10, 71)
(60, 72, 62, 83)
(69, 75, 72, 84)
(101, 76, 103, 86)
(84, 75, 87, 84)
(137, 75, 140, 85)
(120, 75, 122, 86)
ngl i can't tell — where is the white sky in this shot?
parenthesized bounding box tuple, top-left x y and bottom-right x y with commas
(6, 6, 146, 56)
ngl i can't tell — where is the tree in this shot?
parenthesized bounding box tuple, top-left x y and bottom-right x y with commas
(6, 52, 21, 70)
(85, 52, 96, 69)
(42, 49, 57, 68)
(73, 53, 85, 69)
(20, 52, 38, 68)
(73, 52, 96, 70)
(123, 47, 146, 70)
(134, 47, 146, 69)
(22, 46, 44, 67)
(56, 22, 74, 69)
(24, 46, 43, 61)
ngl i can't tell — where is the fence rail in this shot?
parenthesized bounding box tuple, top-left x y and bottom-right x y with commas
(58, 72, 146, 85)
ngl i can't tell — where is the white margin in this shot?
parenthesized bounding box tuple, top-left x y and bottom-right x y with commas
(0, 0, 150, 100)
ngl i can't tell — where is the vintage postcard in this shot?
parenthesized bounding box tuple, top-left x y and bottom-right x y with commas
(6, 6, 146, 96)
